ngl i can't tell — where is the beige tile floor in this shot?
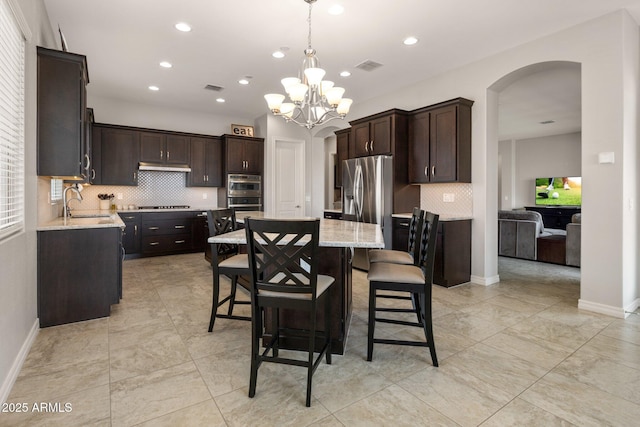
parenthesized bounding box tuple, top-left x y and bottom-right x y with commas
(3, 253, 640, 426)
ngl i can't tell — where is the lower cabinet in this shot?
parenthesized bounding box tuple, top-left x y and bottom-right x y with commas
(433, 219, 472, 287)
(38, 227, 123, 327)
(119, 212, 141, 257)
(392, 216, 471, 287)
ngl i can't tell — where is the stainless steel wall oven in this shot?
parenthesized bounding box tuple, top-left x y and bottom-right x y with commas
(227, 174, 262, 211)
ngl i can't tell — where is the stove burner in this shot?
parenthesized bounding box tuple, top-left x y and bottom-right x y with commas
(138, 205, 191, 210)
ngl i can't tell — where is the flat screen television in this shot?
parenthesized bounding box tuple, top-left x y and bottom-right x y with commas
(535, 177, 582, 206)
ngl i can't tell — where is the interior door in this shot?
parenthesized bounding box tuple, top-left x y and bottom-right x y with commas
(274, 139, 305, 218)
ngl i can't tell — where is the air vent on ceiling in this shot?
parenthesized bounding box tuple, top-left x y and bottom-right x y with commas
(540, 120, 555, 124)
(204, 84, 224, 92)
(355, 60, 383, 72)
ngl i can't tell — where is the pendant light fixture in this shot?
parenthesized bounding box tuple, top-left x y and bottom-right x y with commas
(264, 0, 352, 129)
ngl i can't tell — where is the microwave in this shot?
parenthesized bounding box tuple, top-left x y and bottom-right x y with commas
(227, 174, 261, 197)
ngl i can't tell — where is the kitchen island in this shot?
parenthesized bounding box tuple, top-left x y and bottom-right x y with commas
(209, 215, 384, 354)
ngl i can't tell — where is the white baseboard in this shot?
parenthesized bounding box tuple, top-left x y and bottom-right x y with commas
(0, 319, 39, 404)
(578, 299, 628, 318)
(470, 274, 500, 286)
(624, 298, 640, 316)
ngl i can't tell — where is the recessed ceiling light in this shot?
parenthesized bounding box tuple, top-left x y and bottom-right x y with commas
(403, 36, 418, 46)
(159, 61, 172, 68)
(540, 120, 555, 124)
(238, 79, 249, 85)
(175, 22, 191, 32)
(148, 85, 159, 91)
(216, 98, 225, 103)
(272, 50, 285, 59)
(328, 4, 344, 15)
(340, 71, 351, 77)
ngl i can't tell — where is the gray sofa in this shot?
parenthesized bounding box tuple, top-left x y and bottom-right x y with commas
(498, 210, 566, 260)
(565, 213, 581, 266)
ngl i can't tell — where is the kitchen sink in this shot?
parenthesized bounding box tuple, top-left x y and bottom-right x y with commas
(71, 213, 112, 218)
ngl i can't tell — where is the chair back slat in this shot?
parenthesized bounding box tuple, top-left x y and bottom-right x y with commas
(417, 212, 440, 283)
(207, 208, 238, 256)
(246, 218, 320, 297)
(408, 207, 425, 265)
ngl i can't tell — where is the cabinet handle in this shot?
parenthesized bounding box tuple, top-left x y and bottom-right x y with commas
(174, 225, 185, 229)
(167, 151, 170, 160)
(124, 215, 135, 220)
(149, 242, 160, 246)
(148, 226, 160, 230)
(370, 140, 374, 152)
(364, 141, 369, 152)
(134, 225, 138, 236)
(133, 172, 137, 181)
(175, 240, 186, 244)
(160, 150, 163, 159)
(91, 169, 96, 180)
(83, 153, 90, 171)
(197, 212, 207, 217)
(431, 166, 435, 177)
(398, 221, 410, 228)
(424, 166, 428, 178)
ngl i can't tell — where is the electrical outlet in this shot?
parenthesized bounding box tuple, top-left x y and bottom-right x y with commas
(202, 193, 208, 200)
(117, 193, 123, 200)
(443, 193, 455, 203)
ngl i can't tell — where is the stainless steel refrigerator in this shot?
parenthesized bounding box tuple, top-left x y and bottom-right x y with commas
(342, 155, 393, 270)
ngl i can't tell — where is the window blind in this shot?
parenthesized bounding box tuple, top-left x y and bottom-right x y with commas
(0, 0, 25, 240)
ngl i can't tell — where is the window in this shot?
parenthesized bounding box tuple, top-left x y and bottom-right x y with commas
(0, 0, 26, 240)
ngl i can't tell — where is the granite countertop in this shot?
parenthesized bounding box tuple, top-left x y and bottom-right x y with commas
(38, 211, 125, 231)
(392, 212, 473, 221)
(210, 214, 384, 248)
(116, 207, 210, 213)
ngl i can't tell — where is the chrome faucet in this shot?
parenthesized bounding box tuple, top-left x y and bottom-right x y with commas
(63, 184, 83, 218)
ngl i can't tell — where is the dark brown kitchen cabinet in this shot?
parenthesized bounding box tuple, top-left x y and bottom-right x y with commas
(93, 125, 139, 185)
(192, 211, 208, 252)
(223, 135, 264, 175)
(409, 98, 473, 183)
(188, 137, 223, 187)
(433, 219, 472, 287)
(351, 112, 402, 157)
(140, 132, 189, 165)
(37, 227, 122, 327)
(119, 212, 141, 257)
(140, 211, 200, 256)
(37, 47, 91, 180)
(335, 128, 350, 187)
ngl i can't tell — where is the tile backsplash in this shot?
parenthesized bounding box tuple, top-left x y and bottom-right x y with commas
(69, 171, 219, 210)
(420, 183, 473, 217)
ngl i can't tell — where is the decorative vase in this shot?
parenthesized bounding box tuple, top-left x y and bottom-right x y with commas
(99, 200, 110, 210)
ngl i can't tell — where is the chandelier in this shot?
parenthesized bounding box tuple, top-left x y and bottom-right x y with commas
(264, 0, 352, 129)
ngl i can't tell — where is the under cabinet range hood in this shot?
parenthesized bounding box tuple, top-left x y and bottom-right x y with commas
(138, 162, 192, 172)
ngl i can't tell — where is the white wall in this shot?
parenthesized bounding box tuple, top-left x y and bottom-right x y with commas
(499, 132, 582, 209)
(0, 0, 57, 403)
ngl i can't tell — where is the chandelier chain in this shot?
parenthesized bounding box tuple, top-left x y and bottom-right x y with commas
(307, 1, 313, 50)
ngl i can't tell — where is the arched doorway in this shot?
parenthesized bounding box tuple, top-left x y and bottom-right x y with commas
(488, 61, 581, 290)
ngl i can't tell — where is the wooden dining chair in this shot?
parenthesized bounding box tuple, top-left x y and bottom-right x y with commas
(368, 207, 424, 265)
(244, 218, 334, 407)
(366, 211, 440, 365)
(207, 208, 251, 332)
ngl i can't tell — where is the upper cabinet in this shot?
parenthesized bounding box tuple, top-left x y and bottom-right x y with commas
(335, 128, 350, 187)
(188, 136, 223, 187)
(140, 132, 189, 165)
(349, 110, 407, 158)
(93, 124, 139, 186)
(409, 98, 473, 184)
(223, 135, 264, 175)
(37, 47, 90, 180)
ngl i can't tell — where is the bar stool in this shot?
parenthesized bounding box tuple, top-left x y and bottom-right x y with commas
(368, 207, 424, 265)
(244, 218, 334, 407)
(207, 208, 251, 332)
(366, 211, 440, 365)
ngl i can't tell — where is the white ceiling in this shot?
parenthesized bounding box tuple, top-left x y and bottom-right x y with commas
(43, 0, 640, 139)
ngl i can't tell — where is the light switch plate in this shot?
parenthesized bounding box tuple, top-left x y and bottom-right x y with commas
(443, 193, 455, 203)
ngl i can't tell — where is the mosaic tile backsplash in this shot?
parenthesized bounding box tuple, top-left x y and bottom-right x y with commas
(70, 171, 219, 210)
(420, 183, 473, 217)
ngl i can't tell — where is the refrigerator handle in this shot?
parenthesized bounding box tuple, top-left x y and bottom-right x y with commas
(354, 164, 363, 219)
